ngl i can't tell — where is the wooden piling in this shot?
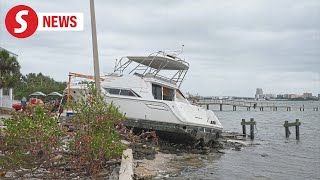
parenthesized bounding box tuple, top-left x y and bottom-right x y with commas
(296, 119, 300, 140)
(241, 118, 256, 140)
(206, 104, 209, 110)
(220, 104, 222, 111)
(283, 119, 301, 140)
(284, 121, 289, 137)
(250, 118, 254, 140)
(242, 119, 246, 137)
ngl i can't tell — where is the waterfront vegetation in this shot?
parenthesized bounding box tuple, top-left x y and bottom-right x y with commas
(0, 49, 66, 99)
(14, 73, 66, 99)
(0, 50, 21, 89)
(0, 85, 126, 178)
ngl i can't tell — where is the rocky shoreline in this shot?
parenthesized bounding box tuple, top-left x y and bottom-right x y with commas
(131, 132, 250, 180)
(1, 111, 250, 180)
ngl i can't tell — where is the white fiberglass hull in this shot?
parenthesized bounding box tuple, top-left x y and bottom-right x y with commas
(106, 95, 223, 144)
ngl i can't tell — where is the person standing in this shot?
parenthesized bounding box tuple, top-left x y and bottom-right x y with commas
(21, 97, 27, 112)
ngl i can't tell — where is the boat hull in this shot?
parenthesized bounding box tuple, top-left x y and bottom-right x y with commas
(125, 118, 222, 145)
(106, 95, 222, 144)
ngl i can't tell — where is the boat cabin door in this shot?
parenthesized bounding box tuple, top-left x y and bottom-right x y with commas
(152, 84, 174, 101)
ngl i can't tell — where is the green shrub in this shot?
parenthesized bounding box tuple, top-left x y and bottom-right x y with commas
(69, 83, 125, 175)
(0, 105, 65, 175)
(0, 83, 126, 178)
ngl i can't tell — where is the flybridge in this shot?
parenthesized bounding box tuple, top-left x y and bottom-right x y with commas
(113, 51, 190, 87)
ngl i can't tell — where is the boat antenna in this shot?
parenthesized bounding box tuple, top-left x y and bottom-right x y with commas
(176, 44, 184, 56)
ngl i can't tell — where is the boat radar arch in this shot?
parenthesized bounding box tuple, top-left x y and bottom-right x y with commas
(113, 51, 189, 87)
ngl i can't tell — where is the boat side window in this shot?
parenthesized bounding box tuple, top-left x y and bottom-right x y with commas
(152, 84, 162, 100)
(163, 87, 174, 101)
(120, 89, 135, 96)
(105, 88, 140, 97)
(105, 88, 120, 95)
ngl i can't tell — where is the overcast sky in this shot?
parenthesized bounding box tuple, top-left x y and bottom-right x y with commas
(1, 0, 319, 97)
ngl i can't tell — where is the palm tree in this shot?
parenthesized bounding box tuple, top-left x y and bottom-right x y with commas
(0, 50, 21, 88)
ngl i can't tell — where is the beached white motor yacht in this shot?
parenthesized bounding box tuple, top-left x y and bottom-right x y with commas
(68, 51, 223, 144)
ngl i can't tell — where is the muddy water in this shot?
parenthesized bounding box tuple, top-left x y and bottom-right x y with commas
(162, 101, 320, 180)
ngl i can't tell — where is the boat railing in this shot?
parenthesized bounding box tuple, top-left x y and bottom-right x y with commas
(113, 50, 189, 87)
(144, 73, 176, 84)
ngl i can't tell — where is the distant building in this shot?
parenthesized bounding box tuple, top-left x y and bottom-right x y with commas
(318, 94, 320, 100)
(264, 94, 276, 99)
(0, 47, 17, 108)
(288, 94, 300, 99)
(302, 92, 313, 99)
(283, 94, 289, 99)
(255, 88, 263, 99)
(277, 94, 284, 99)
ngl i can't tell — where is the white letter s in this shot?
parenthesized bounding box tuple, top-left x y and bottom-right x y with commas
(15, 10, 29, 33)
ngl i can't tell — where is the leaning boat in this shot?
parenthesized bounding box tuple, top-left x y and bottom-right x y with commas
(68, 51, 223, 144)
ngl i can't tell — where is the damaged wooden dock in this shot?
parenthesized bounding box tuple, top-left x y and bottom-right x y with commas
(196, 99, 313, 111)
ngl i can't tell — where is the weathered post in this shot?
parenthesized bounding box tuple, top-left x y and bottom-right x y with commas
(220, 104, 222, 111)
(283, 119, 301, 140)
(284, 121, 289, 137)
(233, 105, 236, 111)
(206, 104, 209, 110)
(296, 119, 300, 140)
(242, 119, 246, 137)
(250, 118, 254, 140)
(303, 105, 305, 111)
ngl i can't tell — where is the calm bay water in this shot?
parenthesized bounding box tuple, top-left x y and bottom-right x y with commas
(169, 101, 320, 180)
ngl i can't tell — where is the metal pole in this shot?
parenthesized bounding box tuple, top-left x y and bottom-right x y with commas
(90, 0, 101, 92)
(67, 73, 71, 109)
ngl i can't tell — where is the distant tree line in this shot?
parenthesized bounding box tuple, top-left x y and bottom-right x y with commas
(15, 73, 67, 99)
(0, 49, 66, 100)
